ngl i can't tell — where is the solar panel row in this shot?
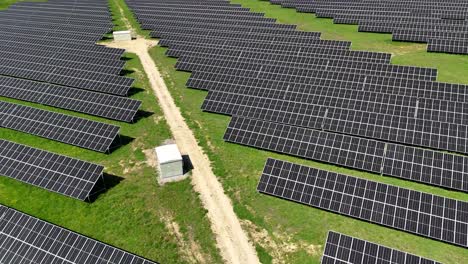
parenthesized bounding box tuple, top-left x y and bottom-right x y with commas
(0, 0, 136, 99)
(0, 0, 140, 161)
(165, 42, 390, 64)
(322, 231, 441, 264)
(0, 205, 159, 263)
(0, 76, 141, 122)
(0, 0, 143, 205)
(160, 34, 350, 49)
(203, 90, 468, 154)
(270, 0, 468, 55)
(225, 116, 468, 192)
(127, 0, 468, 190)
(0, 140, 103, 200)
(0, 58, 133, 95)
(0, 36, 124, 59)
(0, 50, 124, 75)
(176, 56, 437, 81)
(258, 158, 468, 248)
(185, 66, 468, 103)
(0, 101, 120, 153)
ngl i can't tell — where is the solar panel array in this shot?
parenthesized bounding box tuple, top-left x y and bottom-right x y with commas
(0, 0, 137, 198)
(322, 231, 441, 264)
(225, 117, 468, 192)
(0, 0, 139, 151)
(269, 0, 468, 55)
(0, 204, 159, 263)
(258, 158, 468, 248)
(0, 0, 141, 121)
(0, 140, 104, 200)
(128, 0, 468, 193)
(0, 76, 141, 122)
(0, 101, 120, 153)
(0, 0, 135, 95)
(0, 0, 464, 261)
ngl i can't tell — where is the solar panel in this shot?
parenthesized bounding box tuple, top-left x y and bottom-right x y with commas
(0, 16, 111, 32)
(0, 76, 141, 122)
(142, 20, 301, 36)
(0, 49, 124, 75)
(0, 205, 159, 264)
(203, 90, 468, 154)
(322, 231, 441, 264)
(0, 140, 103, 200)
(428, 38, 468, 55)
(161, 33, 347, 50)
(269, 0, 468, 54)
(382, 145, 468, 193)
(0, 26, 103, 43)
(0, 59, 133, 96)
(3, 9, 110, 21)
(150, 25, 322, 43)
(0, 22, 108, 36)
(130, 0, 468, 194)
(136, 9, 272, 20)
(187, 65, 468, 103)
(0, 36, 124, 59)
(176, 56, 436, 81)
(258, 158, 468, 248)
(0, 101, 120, 153)
(8, 5, 110, 16)
(225, 116, 468, 192)
(224, 116, 386, 173)
(201, 81, 468, 125)
(0, 0, 131, 119)
(139, 16, 296, 30)
(167, 43, 390, 64)
(157, 30, 328, 46)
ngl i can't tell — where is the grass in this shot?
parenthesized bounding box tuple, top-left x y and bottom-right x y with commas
(109, 0, 150, 38)
(0, 1, 223, 263)
(137, 0, 468, 263)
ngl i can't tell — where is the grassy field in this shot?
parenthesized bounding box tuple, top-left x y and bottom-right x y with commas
(138, 0, 468, 263)
(0, 1, 223, 263)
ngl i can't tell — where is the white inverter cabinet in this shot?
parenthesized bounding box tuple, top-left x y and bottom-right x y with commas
(155, 144, 184, 182)
(113, 30, 132, 41)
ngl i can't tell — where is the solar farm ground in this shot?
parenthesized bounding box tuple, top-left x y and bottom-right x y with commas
(140, 0, 468, 263)
(1, 0, 468, 263)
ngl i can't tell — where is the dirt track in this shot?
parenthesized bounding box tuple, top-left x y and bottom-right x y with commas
(103, 38, 259, 264)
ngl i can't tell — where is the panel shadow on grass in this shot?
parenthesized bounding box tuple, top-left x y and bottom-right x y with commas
(109, 135, 135, 153)
(127, 87, 145, 96)
(133, 110, 154, 123)
(120, 56, 133, 61)
(87, 173, 124, 202)
(120, 69, 135, 75)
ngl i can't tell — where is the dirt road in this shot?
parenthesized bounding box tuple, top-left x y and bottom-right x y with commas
(103, 38, 260, 264)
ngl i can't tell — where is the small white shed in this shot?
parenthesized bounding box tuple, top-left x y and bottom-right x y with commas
(113, 30, 132, 41)
(155, 144, 184, 181)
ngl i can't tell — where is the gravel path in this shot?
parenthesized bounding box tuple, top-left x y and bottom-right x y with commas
(103, 38, 260, 264)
